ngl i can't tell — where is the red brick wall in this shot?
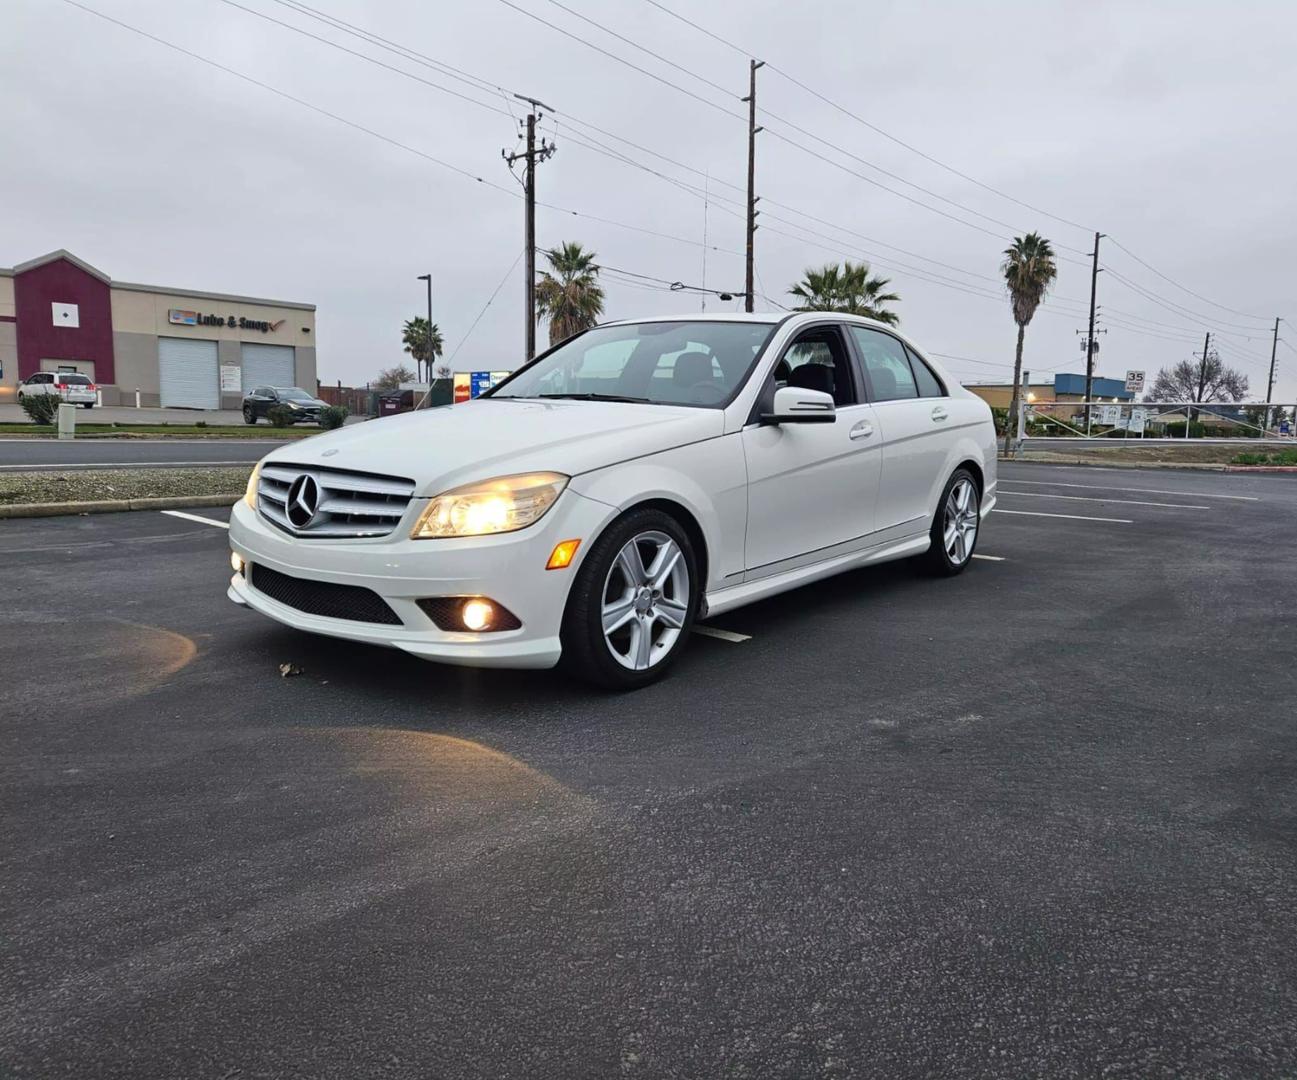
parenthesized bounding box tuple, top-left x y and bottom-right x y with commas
(14, 258, 114, 384)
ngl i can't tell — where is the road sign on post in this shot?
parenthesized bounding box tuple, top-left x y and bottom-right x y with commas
(1125, 370, 1145, 394)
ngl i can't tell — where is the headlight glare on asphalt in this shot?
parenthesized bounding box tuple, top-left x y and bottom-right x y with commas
(244, 462, 261, 509)
(411, 472, 568, 539)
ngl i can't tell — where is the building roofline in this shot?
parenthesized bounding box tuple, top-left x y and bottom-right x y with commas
(10, 249, 112, 282)
(110, 280, 315, 311)
(1, 250, 314, 311)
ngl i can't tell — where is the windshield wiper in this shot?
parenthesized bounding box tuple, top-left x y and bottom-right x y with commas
(530, 392, 654, 404)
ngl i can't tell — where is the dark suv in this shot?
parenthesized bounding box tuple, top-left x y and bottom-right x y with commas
(242, 386, 327, 425)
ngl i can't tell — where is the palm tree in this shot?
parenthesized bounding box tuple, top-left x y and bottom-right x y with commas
(401, 317, 443, 383)
(536, 242, 605, 346)
(1000, 233, 1057, 455)
(788, 261, 900, 325)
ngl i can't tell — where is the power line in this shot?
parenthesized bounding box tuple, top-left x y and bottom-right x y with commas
(58, 0, 741, 260)
(496, 0, 1095, 252)
(536, 0, 1092, 250)
(1102, 267, 1276, 348)
(223, 0, 1091, 303)
(637, 0, 1098, 236)
(447, 247, 527, 365)
(494, 0, 745, 124)
(635, 0, 1284, 321)
(1105, 237, 1274, 323)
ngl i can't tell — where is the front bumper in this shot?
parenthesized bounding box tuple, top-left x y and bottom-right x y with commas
(226, 489, 614, 669)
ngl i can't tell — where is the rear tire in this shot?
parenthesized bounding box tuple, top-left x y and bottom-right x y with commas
(922, 468, 980, 576)
(81, 403, 94, 410)
(560, 507, 698, 690)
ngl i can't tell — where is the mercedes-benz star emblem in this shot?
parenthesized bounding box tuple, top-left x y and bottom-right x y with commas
(286, 474, 320, 529)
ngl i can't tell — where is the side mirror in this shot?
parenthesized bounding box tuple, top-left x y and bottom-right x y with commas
(760, 385, 836, 425)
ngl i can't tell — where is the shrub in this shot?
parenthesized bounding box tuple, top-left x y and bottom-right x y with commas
(20, 393, 61, 425)
(1161, 421, 1206, 439)
(1232, 448, 1297, 466)
(267, 404, 296, 428)
(318, 404, 349, 430)
(194, 420, 208, 428)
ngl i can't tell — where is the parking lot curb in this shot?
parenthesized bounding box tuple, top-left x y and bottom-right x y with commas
(0, 493, 240, 519)
(1002, 456, 1232, 471)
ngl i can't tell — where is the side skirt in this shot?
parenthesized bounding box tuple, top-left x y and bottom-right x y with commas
(702, 534, 931, 619)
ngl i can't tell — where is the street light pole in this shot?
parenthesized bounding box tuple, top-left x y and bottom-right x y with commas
(417, 273, 432, 402)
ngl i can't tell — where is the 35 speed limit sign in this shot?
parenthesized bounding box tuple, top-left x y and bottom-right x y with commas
(1125, 370, 1146, 393)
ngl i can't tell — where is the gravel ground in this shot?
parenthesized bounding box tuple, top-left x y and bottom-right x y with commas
(0, 466, 251, 505)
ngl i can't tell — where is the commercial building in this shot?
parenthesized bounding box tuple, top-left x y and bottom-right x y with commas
(965, 372, 1135, 410)
(0, 250, 315, 409)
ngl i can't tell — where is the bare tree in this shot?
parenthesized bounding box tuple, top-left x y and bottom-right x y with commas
(1148, 356, 1249, 403)
(373, 364, 416, 392)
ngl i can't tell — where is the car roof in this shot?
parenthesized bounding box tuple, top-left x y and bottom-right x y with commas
(598, 311, 904, 334)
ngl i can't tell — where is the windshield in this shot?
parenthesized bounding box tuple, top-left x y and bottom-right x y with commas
(488, 320, 778, 408)
(278, 388, 316, 402)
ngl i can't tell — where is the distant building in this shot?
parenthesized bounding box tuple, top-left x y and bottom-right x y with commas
(964, 372, 1135, 409)
(1, 249, 316, 409)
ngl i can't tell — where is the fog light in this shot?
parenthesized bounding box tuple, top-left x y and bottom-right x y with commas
(230, 551, 245, 575)
(546, 538, 581, 570)
(461, 599, 494, 631)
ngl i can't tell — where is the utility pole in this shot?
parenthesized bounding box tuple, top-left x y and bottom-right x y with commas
(503, 96, 555, 361)
(416, 273, 432, 392)
(742, 59, 764, 313)
(1084, 231, 1104, 435)
(1192, 331, 1212, 426)
(1265, 316, 1280, 432)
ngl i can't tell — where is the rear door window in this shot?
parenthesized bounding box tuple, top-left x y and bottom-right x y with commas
(849, 327, 918, 402)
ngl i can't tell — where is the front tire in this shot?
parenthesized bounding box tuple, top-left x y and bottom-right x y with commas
(560, 508, 698, 690)
(243, 407, 257, 425)
(923, 468, 980, 576)
(81, 403, 94, 410)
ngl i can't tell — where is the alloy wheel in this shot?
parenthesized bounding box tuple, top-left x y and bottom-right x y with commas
(600, 530, 690, 671)
(943, 478, 979, 565)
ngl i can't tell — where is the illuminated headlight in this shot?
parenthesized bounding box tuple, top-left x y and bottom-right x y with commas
(410, 472, 568, 539)
(244, 462, 261, 509)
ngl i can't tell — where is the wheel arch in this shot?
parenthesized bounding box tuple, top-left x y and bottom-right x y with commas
(955, 457, 984, 496)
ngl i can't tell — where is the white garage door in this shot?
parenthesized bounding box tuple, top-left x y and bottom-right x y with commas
(241, 343, 295, 391)
(158, 338, 219, 409)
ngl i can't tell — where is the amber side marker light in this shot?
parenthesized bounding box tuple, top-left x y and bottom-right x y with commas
(546, 539, 581, 570)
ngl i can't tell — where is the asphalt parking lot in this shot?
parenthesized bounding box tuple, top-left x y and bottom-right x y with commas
(3, 462, 1296, 1078)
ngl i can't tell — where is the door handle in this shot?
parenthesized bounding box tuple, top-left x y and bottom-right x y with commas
(849, 421, 874, 440)
(931, 406, 949, 422)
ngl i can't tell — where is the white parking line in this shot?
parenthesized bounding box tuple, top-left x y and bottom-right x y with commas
(971, 554, 1005, 562)
(999, 478, 1260, 501)
(993, 509, 1133, 524)
(161, 510, 230, 529)
(998, 489, 1209, 510)
(693, 625, 752, 643)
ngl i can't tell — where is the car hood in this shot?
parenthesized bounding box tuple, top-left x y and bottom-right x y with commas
(261, 398, 722, 496)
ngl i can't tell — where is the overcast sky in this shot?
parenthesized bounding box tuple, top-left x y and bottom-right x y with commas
(4, 0, 1293, 399)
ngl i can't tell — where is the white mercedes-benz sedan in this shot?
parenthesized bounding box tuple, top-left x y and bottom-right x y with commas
(228, 313, 997, 688)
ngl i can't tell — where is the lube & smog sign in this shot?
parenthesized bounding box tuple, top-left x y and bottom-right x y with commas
(169, 309, 285, 334)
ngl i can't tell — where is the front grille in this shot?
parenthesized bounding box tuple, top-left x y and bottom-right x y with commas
(258, 463, 416, 539)
(250, 564, 403, 625)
